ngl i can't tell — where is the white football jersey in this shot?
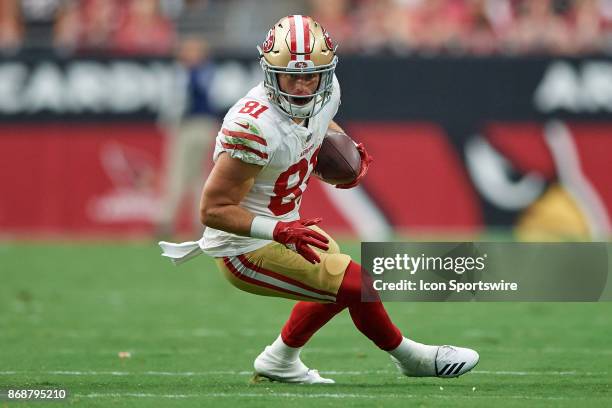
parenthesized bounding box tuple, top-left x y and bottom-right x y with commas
(199, 75, 341, 257)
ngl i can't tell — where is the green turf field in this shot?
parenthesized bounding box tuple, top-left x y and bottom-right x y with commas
(1, 241, 611, 407)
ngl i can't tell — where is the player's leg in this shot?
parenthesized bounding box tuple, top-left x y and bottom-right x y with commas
(186, 117, 217, 235)
(265, 259, 478, 380)
(336, 260, 403, 350)
(221, 226, 350, 348)
(230, 230, 394, 382)
(336, 260, 479, 378)
(216, 226, 347, 302)
(276, 247, 402, 351)
(215, 227, 347, 383)
(253, 255, 477, 381)
(156, 123, 191, 237)
(215, 228, 478, 382)
(252, 300, 345, 384)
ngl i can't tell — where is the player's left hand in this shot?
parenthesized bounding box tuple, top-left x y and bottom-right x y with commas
(273, 217, 329, 264)
(335, 143, 373, 189)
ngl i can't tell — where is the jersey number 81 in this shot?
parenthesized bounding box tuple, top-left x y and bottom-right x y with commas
(269, 149, 319, 216)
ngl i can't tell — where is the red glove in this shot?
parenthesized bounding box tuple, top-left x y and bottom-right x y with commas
(335, 143, 373, 189)
(273, 217, 329, 264)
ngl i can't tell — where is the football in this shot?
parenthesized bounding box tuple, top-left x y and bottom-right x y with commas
(314, 130, 361, 185)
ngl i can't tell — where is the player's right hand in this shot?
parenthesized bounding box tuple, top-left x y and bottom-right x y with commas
(273, 218, 329, 264)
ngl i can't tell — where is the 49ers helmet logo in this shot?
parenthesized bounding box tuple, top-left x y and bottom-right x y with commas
(262, 28, 275, 53)
(322, 27, 334, 50)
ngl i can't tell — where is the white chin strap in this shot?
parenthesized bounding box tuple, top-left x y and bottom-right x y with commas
(279, 95, 315, 118)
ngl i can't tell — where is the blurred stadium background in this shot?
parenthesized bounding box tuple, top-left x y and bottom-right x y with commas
(1, 0, 612, 406)
(1, 0, 611, 240)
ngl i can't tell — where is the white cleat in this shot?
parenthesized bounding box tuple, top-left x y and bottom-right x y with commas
(253, 346, 335, 384)
(392, 345, 479, 378)
(433, 345, 479, 377)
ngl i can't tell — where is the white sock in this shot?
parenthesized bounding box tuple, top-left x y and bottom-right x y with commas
(267, 335, 301, 362)
(388, 337, 438, 376)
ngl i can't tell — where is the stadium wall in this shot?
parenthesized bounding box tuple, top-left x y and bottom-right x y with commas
(1, 54, 611, 238)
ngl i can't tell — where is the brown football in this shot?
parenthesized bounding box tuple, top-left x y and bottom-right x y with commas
(314, 130, 361, 185)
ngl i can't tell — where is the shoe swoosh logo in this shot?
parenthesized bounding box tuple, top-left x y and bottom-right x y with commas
(234, 122, 250, 130)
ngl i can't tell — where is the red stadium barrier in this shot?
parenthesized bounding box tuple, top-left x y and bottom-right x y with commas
(0, 124, 164, 235)
(345, 123, 482, 230)
(1, 122, 611, 237)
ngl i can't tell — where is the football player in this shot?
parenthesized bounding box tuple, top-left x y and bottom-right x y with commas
(160, 15, 479, 383)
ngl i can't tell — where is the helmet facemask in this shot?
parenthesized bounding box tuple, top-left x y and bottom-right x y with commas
(259, 57, 337, 119)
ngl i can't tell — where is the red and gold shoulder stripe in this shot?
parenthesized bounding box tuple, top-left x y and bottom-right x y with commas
(221, 128, 267, 146)
(220, 142, 268, 159)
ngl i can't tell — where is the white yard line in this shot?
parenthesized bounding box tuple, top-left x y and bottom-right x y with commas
(472, 370, 606, 376)
(473, 347, 612, 356)
(77, 393, 193, 399)
(73, 392, 574, 401)
(0, 370, 607, 377)
(40, 346, 612, 356)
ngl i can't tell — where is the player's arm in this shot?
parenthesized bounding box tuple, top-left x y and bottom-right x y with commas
(200, 153, 329, 263)
(326, 121, 373, 189)
(200, 153, 260, 236)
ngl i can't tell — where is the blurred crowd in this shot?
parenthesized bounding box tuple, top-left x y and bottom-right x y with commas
(2, 0, 612, 56)
(0, 0, 178, 54)
(315, 0, 612, 55)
